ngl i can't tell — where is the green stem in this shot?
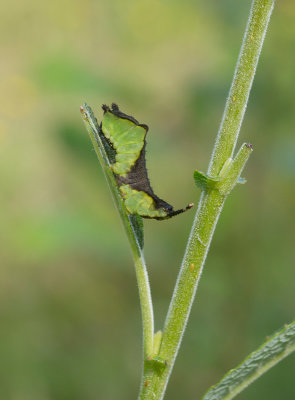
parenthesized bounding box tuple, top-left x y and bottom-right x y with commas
(80, 105, 154, 358)
(139, 189, 225, 399)
(134, 253, 154, 359)
(209, 0, 275, 176)
(138, 0, 274, 398)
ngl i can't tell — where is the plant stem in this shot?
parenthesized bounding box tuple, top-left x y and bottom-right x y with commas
(209, 0, 275, 177)
(80, 105, 154, 358)
(138, 0, 274, 398)
(134, 252, 154, 359)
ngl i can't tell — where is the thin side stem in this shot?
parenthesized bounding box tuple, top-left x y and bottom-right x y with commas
(80, 105, 154, 358)
(138, 0, 274, 398)
(134, 252, 154, 359)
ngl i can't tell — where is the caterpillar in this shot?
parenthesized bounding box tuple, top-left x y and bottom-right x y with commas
(100, 103, 193, 220)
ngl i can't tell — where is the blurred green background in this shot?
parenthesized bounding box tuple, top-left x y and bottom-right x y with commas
(1, 0, 295, 399)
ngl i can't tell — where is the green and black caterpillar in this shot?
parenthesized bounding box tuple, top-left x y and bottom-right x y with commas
(100, 103, 193, 220)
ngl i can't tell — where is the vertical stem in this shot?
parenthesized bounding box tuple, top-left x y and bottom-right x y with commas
(209, 0, 275, 176)
(138, 0, 275, 398)
(139, 190, 225, 399)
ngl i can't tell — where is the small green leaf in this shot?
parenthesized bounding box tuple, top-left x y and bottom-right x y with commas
(194, 170, 220, 191)
(194, 144, 252, 196)
(146, 356, 168, 374)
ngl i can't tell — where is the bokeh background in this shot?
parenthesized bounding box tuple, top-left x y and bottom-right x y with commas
(1, 0, 295, 399)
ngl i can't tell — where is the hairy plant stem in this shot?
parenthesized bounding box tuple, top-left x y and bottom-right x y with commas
(138, 0, 274, 398)
(80, 105, 154, 358)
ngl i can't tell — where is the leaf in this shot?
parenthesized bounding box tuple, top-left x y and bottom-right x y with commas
(194, 144, 252, 195)
(202, 321, 295, 400)
(146, 356, 167, 375)
(193, 170, 220, 191)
